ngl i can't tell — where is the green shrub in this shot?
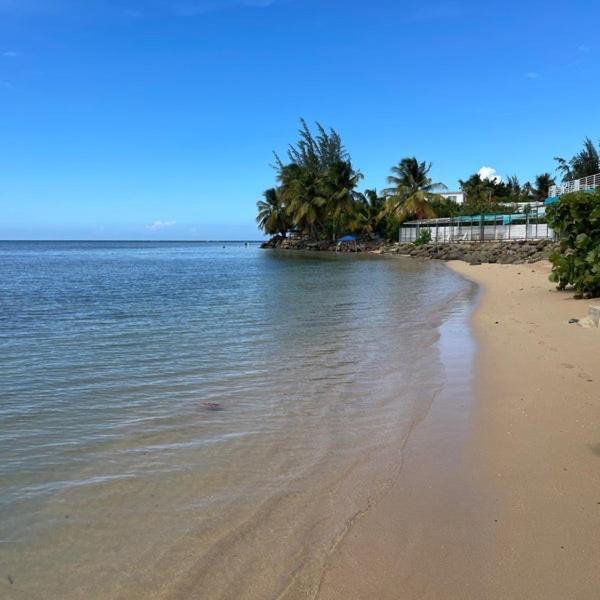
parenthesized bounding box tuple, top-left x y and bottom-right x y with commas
(546, 189, 600, 298)
(414, 228, 432, 245)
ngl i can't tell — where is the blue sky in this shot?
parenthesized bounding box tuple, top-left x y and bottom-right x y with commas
(1, 0, 599, 240)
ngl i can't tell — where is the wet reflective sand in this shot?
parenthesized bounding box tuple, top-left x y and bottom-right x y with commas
(0, 242, 475, 599)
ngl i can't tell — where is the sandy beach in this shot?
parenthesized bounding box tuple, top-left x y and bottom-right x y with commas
(316, 260, 600, 599)
(4, 249, 599, 600)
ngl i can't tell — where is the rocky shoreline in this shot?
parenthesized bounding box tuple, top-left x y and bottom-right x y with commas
(260, 236, 555, 265)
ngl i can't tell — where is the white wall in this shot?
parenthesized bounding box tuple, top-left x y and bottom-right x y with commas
(440, 192, 465, 205)
(399, 223, 553, 243)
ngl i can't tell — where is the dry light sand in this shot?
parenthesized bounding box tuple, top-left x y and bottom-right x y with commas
(316, 261, 600, 600)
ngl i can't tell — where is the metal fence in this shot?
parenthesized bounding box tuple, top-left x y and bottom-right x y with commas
(399, 208, 554, 244)
(549, 172, 600, 197)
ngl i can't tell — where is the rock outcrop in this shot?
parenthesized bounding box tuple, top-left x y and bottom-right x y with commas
(261, 236, 556, 265)
(260, 236, 380, 253)
(380, 239, 556, 264)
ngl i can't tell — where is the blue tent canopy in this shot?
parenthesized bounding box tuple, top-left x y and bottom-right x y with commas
(544, 196, 560, 205)
(338, 235, 357, 242)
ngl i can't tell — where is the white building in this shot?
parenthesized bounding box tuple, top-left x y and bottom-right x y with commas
(440, 191, 465, 205)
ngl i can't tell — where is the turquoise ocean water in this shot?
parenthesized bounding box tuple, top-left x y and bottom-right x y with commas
(0, 241, 475, 599)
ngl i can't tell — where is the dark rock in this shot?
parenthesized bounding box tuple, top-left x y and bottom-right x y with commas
(260, 236, 557, 266)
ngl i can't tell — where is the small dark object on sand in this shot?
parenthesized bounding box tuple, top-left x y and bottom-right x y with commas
(568, 318, 579, 324)
(202, 402, 223, 411)
(7, 575, 14, 585)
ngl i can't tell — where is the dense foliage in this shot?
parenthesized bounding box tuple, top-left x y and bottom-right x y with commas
(414, 229, 432, 246)
(256, 126, 598, 245)
(381, 158, 446, 221)
(554, 138, 600, 182)
(256, 188, 291, 237)
(458, 172, 553, 214)
(256, 120, 454, 241)
(273, 119, 363, 240)
(547, 189, 600, 298)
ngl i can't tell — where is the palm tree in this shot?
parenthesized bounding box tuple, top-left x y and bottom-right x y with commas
(506, 175, 521, 201)
(533, 173, 555, 201)
(522, 181, 534, 201)
(279, 163, 325, 239)
(382, 157, 447, 221)
(271, 119, 362, 240)
(349, 189, 385, 237)
(319, 160, 363, 239)
(554, 138, 600, 181)
(256, 188, 290, 237)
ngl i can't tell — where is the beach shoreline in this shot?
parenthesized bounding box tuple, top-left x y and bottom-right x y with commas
(0, 244, 476, 600)
(448, 260, 600, 599)
(3, 246, 599, 599)
(316, 260, 600, 599)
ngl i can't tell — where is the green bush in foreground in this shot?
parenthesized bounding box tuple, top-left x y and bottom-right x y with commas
(546, 189, 600, 298)
(414, 229, 432, 246)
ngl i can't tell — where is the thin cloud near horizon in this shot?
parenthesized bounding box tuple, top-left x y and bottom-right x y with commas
(147, 220, 177, 231)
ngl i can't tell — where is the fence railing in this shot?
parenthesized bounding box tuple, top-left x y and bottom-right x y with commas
(549, 172, 600, 197)
(399, 209, 554, 244)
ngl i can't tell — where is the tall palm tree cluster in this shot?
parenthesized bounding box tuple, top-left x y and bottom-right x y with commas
(257, 119, 364, 241)
(257, 122, 599, 241)
(256, 120, 449, 241)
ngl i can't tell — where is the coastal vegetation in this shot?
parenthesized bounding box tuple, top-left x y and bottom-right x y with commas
(554, 137, 600, 181)
(256, 120, 458, 241)
(380, 158, 447, 221)
(414, 229, 432, 246)
(256, 188, 290, 238)
(270, 119, 363, 241)
(546, 138, 600, 298)
(258, 122, 600, 242)
(547, 188, 600, 298)
(457, 172, 555, 214)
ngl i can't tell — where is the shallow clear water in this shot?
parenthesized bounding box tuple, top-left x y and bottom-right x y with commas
(0, 241, 475, 599)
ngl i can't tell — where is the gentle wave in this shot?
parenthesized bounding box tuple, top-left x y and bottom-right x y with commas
(0, 241, 475, 598)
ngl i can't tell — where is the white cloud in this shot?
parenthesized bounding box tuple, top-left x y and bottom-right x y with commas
(2, 51, 18, 57)
(147, 219, 176, 231)
(525, 71, 539, 79)
(478, 166, 502, 183)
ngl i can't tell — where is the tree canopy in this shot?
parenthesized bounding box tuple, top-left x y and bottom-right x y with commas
(269, 120, 363, 240)
(381, 158, 447, 221)
(256, 121, 454, 240)
(255, 121, 597, 241)
(256, 188, 291, 237)
(554, 138, 600, 182)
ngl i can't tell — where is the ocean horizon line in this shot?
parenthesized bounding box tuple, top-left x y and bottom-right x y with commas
(0, 239, 266, 243)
